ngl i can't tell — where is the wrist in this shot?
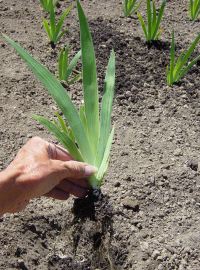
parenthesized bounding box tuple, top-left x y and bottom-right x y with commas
(0, 164, 23, 215)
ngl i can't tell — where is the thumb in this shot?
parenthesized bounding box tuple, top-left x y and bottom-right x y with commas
(52, 160, 97, 180)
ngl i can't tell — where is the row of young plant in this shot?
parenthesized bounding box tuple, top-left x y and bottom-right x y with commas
(124, 0, 200, 86)
(40, 0, 200, 86)
(123, 0, 200, 21)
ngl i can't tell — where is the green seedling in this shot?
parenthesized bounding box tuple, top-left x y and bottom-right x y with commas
(39, 0, 59, 13)
(189, 0, 200, 20)
(58, 46, 82, 85)
(123, 0, 141, 17)
(137, 0, 166, 42)
(167, 31, 200, 86)
(43, 1, 72, 48)
(3, 0, 115, 189)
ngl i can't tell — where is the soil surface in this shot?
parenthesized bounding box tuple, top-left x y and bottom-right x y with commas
(1, 0, 200, 269)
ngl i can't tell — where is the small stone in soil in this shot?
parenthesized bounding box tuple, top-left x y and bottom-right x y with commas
(173, 149, 183, 156)
(122, 198, 140, 211)
(186, 160, 198, 171)
(114, 181, 121, 187)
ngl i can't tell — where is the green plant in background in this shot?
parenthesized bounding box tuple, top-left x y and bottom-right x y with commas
(39, 0, 59, 13)
(137, 0, 166, 42)
(43, 1, 72, 48)
(166, 31, 200, 86)
(3, 0, 115, 189)
(123, 0, 141, 17)
(58, 46, 82, 85)
(189, 0, 200, 20)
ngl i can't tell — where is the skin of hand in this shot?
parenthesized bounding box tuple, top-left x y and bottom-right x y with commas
(0, 137, 96, 215)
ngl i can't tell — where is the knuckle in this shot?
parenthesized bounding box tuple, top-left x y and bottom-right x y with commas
(28, 137, 46, 148)
(78, 165, 85, 175)
(30, 136, 43, 143)
(47, 144, 57, 159)
(68, 162, 85, 176)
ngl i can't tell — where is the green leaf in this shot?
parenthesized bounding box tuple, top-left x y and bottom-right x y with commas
(43, 19, 52, 41)
(58, 46, 69, 80)
(58, 47, 64, 80)
(55, 5, 73, 42)
(33, 114, 83, 161)
(169, 31, 175, 85)
(97, 50, 115, 167)
(2, 34, 94, 164)
(147, 0, 152, 41)
(167, 32, 200, 85)
(152, 1, 157, 35)
(56, 31, 66, 44)
(137, 12, 148, 40)
(152, 0, 166, 40)
(176, 54, 200, 82)
(65, 50, 81, 81)
(68, 73, 82, 85)
(77, 0, 100, 154)
(123, 0, 138, 17)
(96, 127, 115, 186)
(190, 0, 200, 20)
(176, 34, 200, 73)
(49, 0, 56, 42)
(173, 51, 185, 79)
(123, 0, 128, 16)
(55, 112, 68, 134)
(79, 104, 88, 136)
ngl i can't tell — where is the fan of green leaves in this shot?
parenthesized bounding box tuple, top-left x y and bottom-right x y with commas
(3, 0, 115, 189)
(39, 0, 59, 13)
(43, 1, 72, 48)
(58, 46, 82, 85)
(123, 0, 141, 17)
(189, 0, 200, 20)
(167, 31, 200, 86)
(137, 0, 166, 42)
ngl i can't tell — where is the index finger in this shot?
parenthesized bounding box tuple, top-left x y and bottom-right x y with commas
(47, 143, 73, 162)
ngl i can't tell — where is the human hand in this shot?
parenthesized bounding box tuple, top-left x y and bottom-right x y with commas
(0, 137, 96, 214)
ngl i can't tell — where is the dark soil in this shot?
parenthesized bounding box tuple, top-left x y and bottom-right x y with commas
(1, 0, 200, 269)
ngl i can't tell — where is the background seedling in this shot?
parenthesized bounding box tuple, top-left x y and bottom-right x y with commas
(3, 0, 115, 189)
(123, 0, 141, 17)
(189, 0, 200, 20)
(137, 0, 166, 42)
(58, 46, 82, 85)
(39, 0, 59, 13)
(43, 1, 72, 48)
(167, 31, 200, 86)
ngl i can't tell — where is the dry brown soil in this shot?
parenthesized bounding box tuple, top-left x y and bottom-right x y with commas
(1, 0, 200, 269)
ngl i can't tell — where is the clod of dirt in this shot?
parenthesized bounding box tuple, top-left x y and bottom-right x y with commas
(186, 159, 198, 171)
(122, 198, 140, 211)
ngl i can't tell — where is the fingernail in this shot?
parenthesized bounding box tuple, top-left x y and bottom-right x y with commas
(84, 165, 97, 176)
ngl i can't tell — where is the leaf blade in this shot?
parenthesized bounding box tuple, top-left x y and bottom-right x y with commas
(33, 114, 83, 161)
(77, 0, 100, 154)
(3, 34, 94, 164)
(97, 50, 115, 167)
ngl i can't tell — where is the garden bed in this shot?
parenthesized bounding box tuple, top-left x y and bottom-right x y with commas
(1, 0, 200, 269)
